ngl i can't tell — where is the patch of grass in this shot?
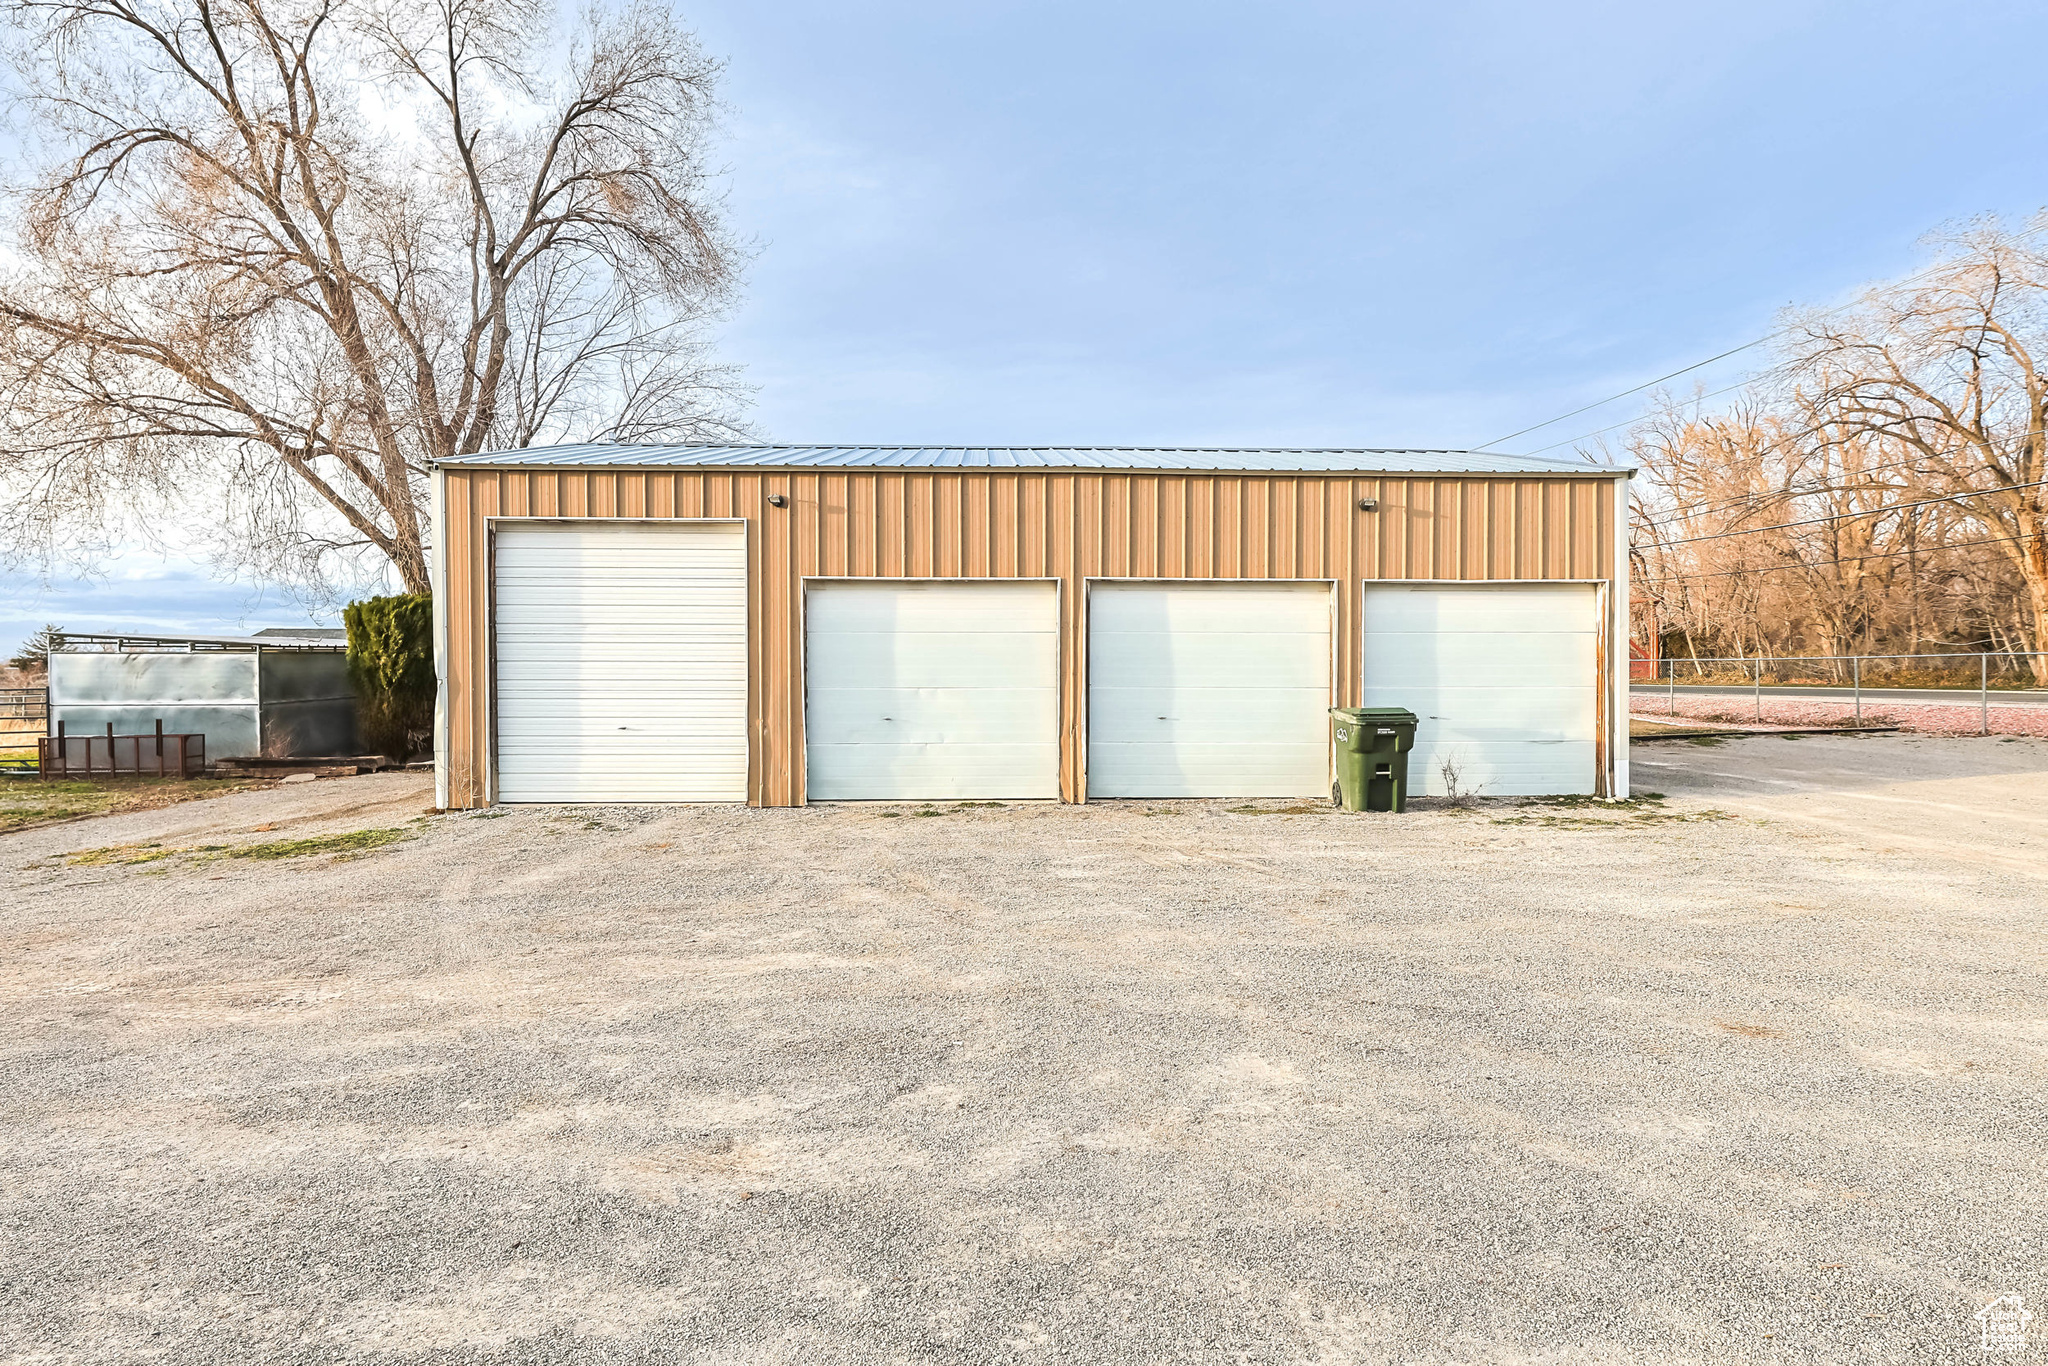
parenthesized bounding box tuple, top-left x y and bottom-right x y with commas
(1688, 736, 1729, 748)
(1520, 793, 1668, 810)
(2, 776, 269, 835)
(954, 801, 1006, 809)
(64, 825, 415, 868)
(223, 827, 415, 860)
(65, 841, 184, 866)
(1629, 719, 1739, 739)
(1491, 808, 1737, 830)
(1226, 802, 1328, 816)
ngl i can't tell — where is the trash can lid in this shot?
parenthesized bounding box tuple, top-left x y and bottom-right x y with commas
(1331, 706, 1419, 724)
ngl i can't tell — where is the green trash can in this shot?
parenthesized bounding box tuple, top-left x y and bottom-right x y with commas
(1330, 707, 1419, 812)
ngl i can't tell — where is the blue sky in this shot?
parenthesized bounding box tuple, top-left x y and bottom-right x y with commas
(8, 0, 2048, 654)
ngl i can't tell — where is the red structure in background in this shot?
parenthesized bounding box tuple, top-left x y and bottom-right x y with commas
(1630, 639, 1657, 680)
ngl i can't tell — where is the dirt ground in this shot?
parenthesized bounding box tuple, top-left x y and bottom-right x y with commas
(0, 775, 279, 835)
(1635, 731, 2048, 876)
(2, 736, 2044, 1364)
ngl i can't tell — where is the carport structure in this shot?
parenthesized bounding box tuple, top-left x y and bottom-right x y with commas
(429, 445, 1632, 807)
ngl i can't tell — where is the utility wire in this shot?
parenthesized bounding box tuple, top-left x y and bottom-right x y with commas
(1518, 372, 1778, 457)
(1636, 477, 2048, 549)
(1632, 453, 1986, 533)
(1638, 530, 2028, 583)
(1473, 340, 1772, 451)
(1476, 231, 2048, 454)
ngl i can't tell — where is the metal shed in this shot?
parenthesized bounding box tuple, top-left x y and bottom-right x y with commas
(48, 631, 357, 763)
(429, 445, 1633, 808)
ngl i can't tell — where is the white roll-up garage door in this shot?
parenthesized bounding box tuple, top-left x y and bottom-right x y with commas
(493, 522, 748, 803)
(1087, 582, 1333, 798)
(1361, 583, 1597, 798)
(803, 581, 1060, 800)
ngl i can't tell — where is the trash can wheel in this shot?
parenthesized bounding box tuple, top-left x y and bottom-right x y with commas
(1332, 780, 1343, 808)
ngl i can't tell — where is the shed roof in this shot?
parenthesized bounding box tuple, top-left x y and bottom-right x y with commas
(435, 443, 1627, 476)
(54, 631, 345, 653)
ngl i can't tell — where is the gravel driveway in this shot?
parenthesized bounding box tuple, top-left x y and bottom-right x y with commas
(2, 740, 2044, 1363)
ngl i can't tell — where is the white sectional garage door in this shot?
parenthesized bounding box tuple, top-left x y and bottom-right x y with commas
(1362, 584, 1597, 798)
(493, 522, 747, 803)
(1087, 582, 1333, 798)
(804, 582, 1059, 800)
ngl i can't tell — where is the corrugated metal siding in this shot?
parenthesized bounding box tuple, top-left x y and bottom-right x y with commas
(438, 469, 1617, 807)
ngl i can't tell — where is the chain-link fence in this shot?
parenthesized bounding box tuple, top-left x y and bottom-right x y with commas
(1632, 653, 2048, 731)
(0, 688, 48, 771)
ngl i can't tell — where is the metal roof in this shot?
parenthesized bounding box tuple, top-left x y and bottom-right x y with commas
(54, 631, 345, 653)
(435, 443, 1627, 476)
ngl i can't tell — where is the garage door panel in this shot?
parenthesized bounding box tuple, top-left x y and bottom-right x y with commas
(1363, 633, 1592, 687)
(1363, 584, 1597, 798)
(1410, 687, 1596, 739)
(493, 601, 747, 622)
(494, 523, 748, 803)
(1412, 742, 1598, 791)
(806, 631, 1055, 688)
(805, 687, 1057, 744)
(1088, 685, 1330, 742)
(1363, 587, 1594, 634)
(495, 685, 747, 706)
(1088, 583, 1332, 798)
(806, 744, 1058, 800)
(1100, 631, 1330, 685)
(497, 749, 747, 773)
(495, 640, 746, 663)
(492, 711, 749, 736)
(1087, 743, 1330, 797)
(804, 582, 1060, 800)
(496, 628, 748, 647)
(1090, 589, 1331, 634)
(805, 584, 1053, 632)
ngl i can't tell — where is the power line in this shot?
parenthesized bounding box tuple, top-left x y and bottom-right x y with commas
(1636, 477, 2048, 549)
(1472, 339, 1772, 451)
(1631, 453, 1988, 534)
(1476, 231, 2048, 454)
(1638, 530, 2028, 583)
(1517, 373, 1774, 457)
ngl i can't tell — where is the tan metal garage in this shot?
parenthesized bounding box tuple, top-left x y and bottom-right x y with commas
(430, 445, 1631, 807)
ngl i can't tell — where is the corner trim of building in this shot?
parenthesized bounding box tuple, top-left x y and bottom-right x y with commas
(431, 466, 451, 810)
(1611, 471, 1632, 800)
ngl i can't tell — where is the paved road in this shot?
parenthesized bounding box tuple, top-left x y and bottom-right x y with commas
(1631, 682, 2048, 708)
(1634, 731, 2048, 876)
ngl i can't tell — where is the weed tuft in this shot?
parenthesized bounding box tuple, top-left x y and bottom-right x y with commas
(1491, 809, 1736, 830)
(222, 827, 414, 860)
(65, 842, 178, 867)
(64, 825, 414, 868)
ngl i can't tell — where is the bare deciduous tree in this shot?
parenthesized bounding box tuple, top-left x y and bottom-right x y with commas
(1783, 220, 2048, 679)
(0, 0, 749, 596)
(1626, 218, 2048, 682)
